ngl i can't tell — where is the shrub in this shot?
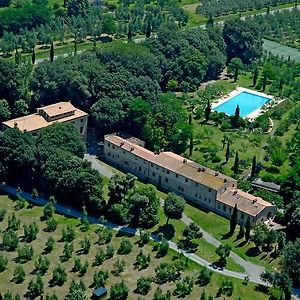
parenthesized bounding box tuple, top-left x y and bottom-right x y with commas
(106, 244, 115, 259)
(51, 265, 67, 286)
(13, 265, 25, 283)
(218, 279, 234, 296)
(46, 217, 58, 232)
(2, 230, 19, 251)
(196, 266, 212, 287)
(118, 238, 133, 255)
(93, 269, 109, 288)
(0, 209, 6, 222)
(173, 276, 194, 297)
(7, 213, 20, 231)
(113, 259, 126, 276)
(110, 281, 129, 300)
(17, 245, 34, 263)
(45, 236, 55, 253)
(94, 249, 105, 266)
(23, 222, 39, 243)
(79, 261, 89, 277)
(80, 237, 91, 254)
(139, 230, 150, 246)
(155, 262, 179, 284)
(96, 227, 113, 245)
(135, 250, 150, 270)
(157, 239, 169, 257)
(27, 275, 44, 298)
(136, 277, 152, 295)
(0, 255, 8, 272)
(34, 256, 50, 275)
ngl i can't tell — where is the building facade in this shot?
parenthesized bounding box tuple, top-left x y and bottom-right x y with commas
(2, 102, 88, 141)
(104, 133, 276, 225)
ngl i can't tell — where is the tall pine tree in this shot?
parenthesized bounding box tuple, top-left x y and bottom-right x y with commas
(32, 48, 36, 65)
(225, 141, 230, 163)
(204, 100, 211, 122)
(245, 217, 251, 242)
(251, 155, 256, 178)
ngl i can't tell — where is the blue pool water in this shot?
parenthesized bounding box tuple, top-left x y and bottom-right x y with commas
(213, 91, 270, 117)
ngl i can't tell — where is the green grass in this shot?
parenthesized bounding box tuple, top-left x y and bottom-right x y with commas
(0, 194, 268, 299)
(184, 204, 281, 269)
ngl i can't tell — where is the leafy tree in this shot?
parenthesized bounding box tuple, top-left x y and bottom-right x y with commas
(80, 237, 91, 254)
(45, 236, 55, 253)
(153, 287, 171, 300)
(67, 0, 89, 16)
(46, 217, 58, 232)
(230, 204, 238, 233)
(79, 260, 88, 277)
(173, 276, 194, 297)
(93, 269, 109, 288)
(61, 225, 75, 242)
(223, 19, 263, 64)
(218, 279, 234, 296)
(155, 262, 179, 284)
(135, 250, 150, 270)
(62, 242, 73, 261)
(163, 193, 186, 224)
(96, 226, 113, 245)
(106, 244, 115, 259)
(197, 266, 213, 287)
(2, 229, 19, 251)
(46, 294, 58, 300)
(7, 213, 20, 231)
(282, 239, 300, 284)
(65, 280, 87, 300)
(13, 265, 25, 283)
(73, 258, 82, 273)
(136, 276, 152, 295)
(34, 256, 50, 275)
(80, 205, 90, 232)
(113, 259, 126, 276)
(27, 275, 44, 298)
(215, 244, 231, 267)
(139, 230, 150, 246)
(110, 281, 129, 300)
(228, 57, 243, 82)
(17, 244, 34, 263)
(157, 239, 169, 257)
(43, 201, 55, 220)
(0, 255, 8, 272)
(23, 222, 39, 243)
(0, 99, 10, 122)
(51, 264, 67, 286)
(179, 222, 203, 251)
(118, 238, 133, 255)
(94, 249, 105, 266)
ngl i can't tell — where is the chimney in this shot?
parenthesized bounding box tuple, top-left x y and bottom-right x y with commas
(233, 190, 237, 195)
(130, 147, 134, 152)
(252, 198, 257, 204)
(183, 159, 187, 163)
(223, 178, 227, 183)
(198, 167, 201, 172)
(120, 142, 124, 147)
(214, 172, 219, 176)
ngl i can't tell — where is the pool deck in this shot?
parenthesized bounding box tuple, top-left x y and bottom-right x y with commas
(211, 87, 273, 120)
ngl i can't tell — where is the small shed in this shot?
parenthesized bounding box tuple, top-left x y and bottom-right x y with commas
(252, 178, 281, 193)
(92, 287, 107, 299)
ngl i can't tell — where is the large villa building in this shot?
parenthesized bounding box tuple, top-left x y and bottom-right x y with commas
(104, 133, 276, 225)
(2, 102, 88, 141)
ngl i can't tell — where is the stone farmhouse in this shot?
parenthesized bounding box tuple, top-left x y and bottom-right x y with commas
(104, 133, 276, 225)
(2, 102, 88, 141)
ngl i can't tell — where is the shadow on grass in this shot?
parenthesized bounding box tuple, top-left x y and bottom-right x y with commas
(254, 284, 269, 294)
(245, 246, 260, 257)
(153, 224, 175, 241)
(115, 230, 135, 238)
(237, 240, 247, 248)
(221, 230, 234, 240)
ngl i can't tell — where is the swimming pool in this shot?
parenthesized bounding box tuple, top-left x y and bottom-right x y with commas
(213, 91, 271, 118)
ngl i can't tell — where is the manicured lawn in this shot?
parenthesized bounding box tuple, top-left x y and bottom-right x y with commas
(0, 194, 268, 299)
(184, 204, 281, 269)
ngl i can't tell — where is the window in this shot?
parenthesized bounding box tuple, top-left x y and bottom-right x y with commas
(139, 167, 141, 172)
(204, 197, 207, 202)
(218, 203, 220, 209)
(167, 170, 170, 174)
(151, 163, 153, 167)
(144, 160, 146, 164)
(80, 118, 84, 123)
(165, 178, 168, 183)
(241, 213, 245, 220)
(123, 150, 125, 154)
(125, 161, 129, 165)
(80, 127, 84, 133)
(156, 166, 159, 170)
(176, 174, 178, 178)
(208, 199, 211, 203)
(223, 205, 226, 212)
(185, 178, 188, 183)
(178, 186, 184, 192)
(196, 183, 198, 187)
(108, 143, 111, 147)
(108, 152, 111, 156)
(208, 188, 211, 192)
(152, 172, 155, 177)
(112, 145, 115, 149)
(229, 207, 231, 213)
(195, 193, 197, 197)
(232, 184, 235, 187)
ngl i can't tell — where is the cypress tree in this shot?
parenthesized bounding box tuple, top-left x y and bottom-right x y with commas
(50, 42, 54, 62)
(32, 48, 36, 65)
(15, 49, 21, 64)
(234, 105, 240, 127)
(189, 113, 192, 125)
(127, 27, 132, 41)
(200, 290, 207, 300)
(251, 155, 256, 178)
(230, 204, 238, 233)
(189, 134, 193, 157)
(204, 100, 211, 122)
(146, 19, 151, 38)
(253, 66, 259, 87)
(262, 72, 268, 91)
(74, 41, 77, 56)
(225, 141, 230, 163)
(233, 151, 239, 174)
(267, 5, 270, 13)
(238, 225, 245, 239)
(93, 39, 96, 52)
(245, 217, 251, 242)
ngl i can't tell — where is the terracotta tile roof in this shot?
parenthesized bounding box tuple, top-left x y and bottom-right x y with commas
(217, 189, 275, 217)
(37, 102, 76, 117)
(3, 104, 87, 133)
(105, 134, 235, 190)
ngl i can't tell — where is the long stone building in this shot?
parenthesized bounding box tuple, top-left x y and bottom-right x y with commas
(104, 133, 276, 225)
(2, 102, 88, 141)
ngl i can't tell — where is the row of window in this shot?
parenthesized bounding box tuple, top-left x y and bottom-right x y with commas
(217, 202, 245, 219)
